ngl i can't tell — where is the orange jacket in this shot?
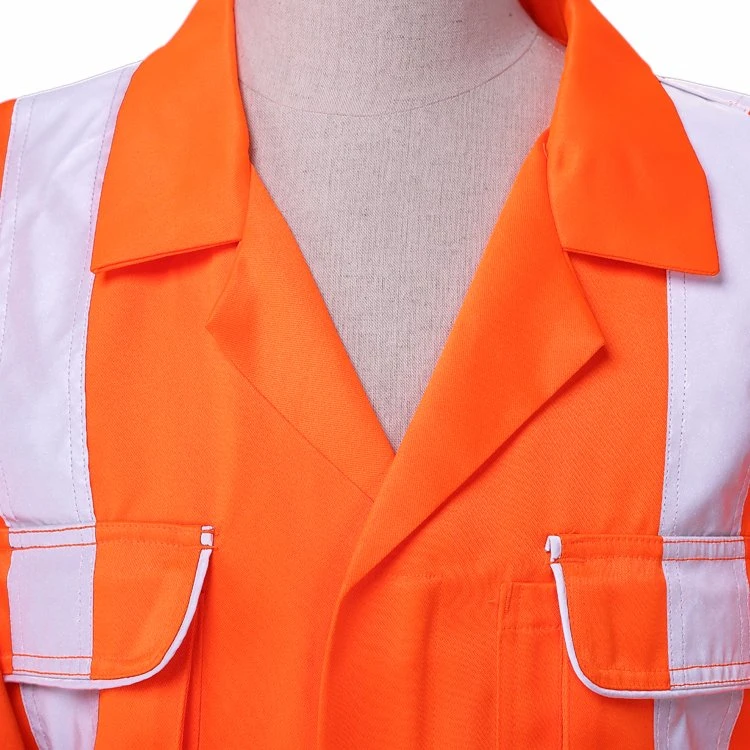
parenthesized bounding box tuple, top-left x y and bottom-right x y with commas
(0, 0, 749, 748)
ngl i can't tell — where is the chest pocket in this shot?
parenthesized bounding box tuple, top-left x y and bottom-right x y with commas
(546, 533, 750, 699)
(496, 533, 750, 750)
(504, 532, 750, 750)
(0, 523, 214, 749)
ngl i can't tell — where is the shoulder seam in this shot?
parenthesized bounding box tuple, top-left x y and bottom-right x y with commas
(658, 75, 750, 116)
(12, 59, 142, 103)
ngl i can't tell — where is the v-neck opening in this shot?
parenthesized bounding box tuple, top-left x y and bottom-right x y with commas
(243, 131, 551, 468)
(231, 106, 569, 490)
(202, 0, 622, 590)
(205, 6, 579, 506)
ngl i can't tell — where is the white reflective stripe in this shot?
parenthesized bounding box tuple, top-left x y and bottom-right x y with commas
(8, 543, 96, 675)
(0, 62, 138, 750)
(0, 63, 137, 526)
(655, 79, 750, 750)
(21, 686, 99, 750)
(654, 693, 743, 750)
(662, 539, 750, 688)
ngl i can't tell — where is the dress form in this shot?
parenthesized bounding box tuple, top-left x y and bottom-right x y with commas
(234, 0, 565, 452)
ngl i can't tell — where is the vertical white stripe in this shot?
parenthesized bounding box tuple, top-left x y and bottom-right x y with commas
(662, 541, 750, 688)
(655, 79, 750, 750)
(0, 63, 138, 750)
(654, 693, 743, 750)
(22, 687, 99, 750)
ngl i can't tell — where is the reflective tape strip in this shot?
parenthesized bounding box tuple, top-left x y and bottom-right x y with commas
(655, 80, 750, 750)
(0, 62, 138, 750)
(661, 539, 750, 688)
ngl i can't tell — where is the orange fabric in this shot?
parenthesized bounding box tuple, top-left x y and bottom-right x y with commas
(90, 0, 720, 279)
(1, 0, 741, 747)
(91, 0, 249, 273)
(80, 0, 707, 744)
(90, 523, 210, 680)
(0, 100, 14, 185)
(4, 686, 31, 750)
(551, 534, 671, 692)
(0, 527, 12, 678)
(95, 621, 200, 750)
(543, 0, 720, 276)
(495, 579, 655, 748)
(497, 582, 564, 748)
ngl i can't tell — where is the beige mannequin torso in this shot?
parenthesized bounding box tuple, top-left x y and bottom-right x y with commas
(234, 0, 565, 452)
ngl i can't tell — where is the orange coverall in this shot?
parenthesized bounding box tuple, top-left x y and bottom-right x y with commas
(0, 0, 749, 747)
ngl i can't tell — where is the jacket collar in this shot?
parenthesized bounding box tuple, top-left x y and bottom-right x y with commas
(91, 0, 251, 273)
(91, 0, 720, 276)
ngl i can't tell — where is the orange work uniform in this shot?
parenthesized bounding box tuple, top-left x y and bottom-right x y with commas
(0, 0, 749, 747)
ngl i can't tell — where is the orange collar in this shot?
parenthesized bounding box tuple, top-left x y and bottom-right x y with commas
(91, 0, 719, 277)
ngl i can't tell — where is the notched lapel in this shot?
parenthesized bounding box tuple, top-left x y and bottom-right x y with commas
(337, 135, 608, 598)
(205, 164, 396, 502)
(204, 135, 607, 599)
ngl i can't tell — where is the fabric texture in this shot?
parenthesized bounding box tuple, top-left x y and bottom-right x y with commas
(0, 0, 748, 747)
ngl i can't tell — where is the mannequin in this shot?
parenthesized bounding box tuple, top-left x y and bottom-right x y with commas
(234, 0, 565, 452)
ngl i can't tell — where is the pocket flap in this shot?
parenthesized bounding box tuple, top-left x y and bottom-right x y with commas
(0, 521, 214, 689)
(545, 533, 750, 698)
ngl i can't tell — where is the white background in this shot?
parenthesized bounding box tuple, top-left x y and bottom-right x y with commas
(0, 0, 748, 102)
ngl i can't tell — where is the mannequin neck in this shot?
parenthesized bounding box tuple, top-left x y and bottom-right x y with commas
(234, 0, 541, 116)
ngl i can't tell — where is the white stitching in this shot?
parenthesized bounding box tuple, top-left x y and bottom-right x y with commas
(670, 273, 689, 535)
(67, 65, 128, 524)
(733, 560, 746, 673)
(71, 64, 130, 528)
(665, 695, 673, 750)
(676, 561, 686, 673)
(664, 271, 677, 533)
(27, 685, 52, 750)
(75, 545, 85, 670)
(0, 98, 30, 369)
(715, 684, 735, 750)
(0, 459, 12, 528)
(730, 460, 750, 535)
